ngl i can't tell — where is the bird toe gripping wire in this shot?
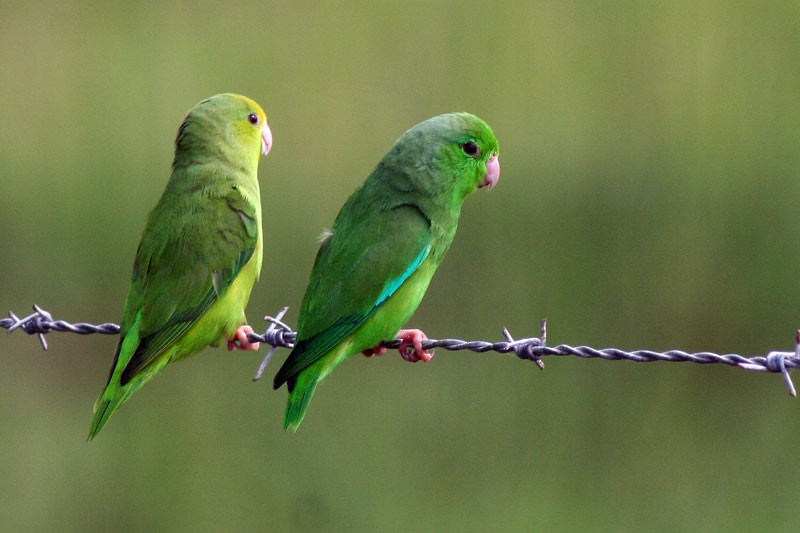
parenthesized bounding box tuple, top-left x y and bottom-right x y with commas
(3, 304, 800, 397)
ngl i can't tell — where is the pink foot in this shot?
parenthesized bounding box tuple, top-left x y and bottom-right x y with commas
(362, 345, 388, 358)
(227, 325, 261, 351)
(397, 328, 434, 362)
(362, 329, 434, 362)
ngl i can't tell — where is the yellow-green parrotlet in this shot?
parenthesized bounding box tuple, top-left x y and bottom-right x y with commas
(89, 93, 272, 439)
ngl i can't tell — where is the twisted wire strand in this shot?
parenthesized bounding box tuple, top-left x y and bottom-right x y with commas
(4, 304, 799, 396)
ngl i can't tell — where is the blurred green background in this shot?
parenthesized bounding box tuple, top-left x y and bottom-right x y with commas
(2, 1, 799, 530)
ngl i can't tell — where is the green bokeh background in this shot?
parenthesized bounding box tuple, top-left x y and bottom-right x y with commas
(2, 1, 799, 530)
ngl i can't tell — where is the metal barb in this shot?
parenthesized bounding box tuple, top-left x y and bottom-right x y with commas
(765, 351, 797, 397)
(251, 307, 291, 381)
(502, 326, 545, 369)
(540, 318, 547, 346)
(32, 305, 50, 350)
(5, 304, 800, 398)
(5, 306, 51, 349)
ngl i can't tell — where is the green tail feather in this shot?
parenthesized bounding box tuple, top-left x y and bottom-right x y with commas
(88, 392, 128, 440)
(281, 344, 351, 431)
(284, 378, 319, 432)
(88, 368, 156, 440)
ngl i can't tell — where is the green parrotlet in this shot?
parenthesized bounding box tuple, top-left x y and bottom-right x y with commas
(89, 93, 273, 439)
(273, 112, 500, 431)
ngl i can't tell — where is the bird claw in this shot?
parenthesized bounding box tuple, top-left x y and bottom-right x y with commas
(362, 345, 388, 358)
(227, 325, 260, 351)
(397, 328, 434, 362)
(362, 329, 433, 362)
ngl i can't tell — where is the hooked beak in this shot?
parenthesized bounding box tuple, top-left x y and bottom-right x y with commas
(478, 154, 500, 191)
(261, 121, 273, 156)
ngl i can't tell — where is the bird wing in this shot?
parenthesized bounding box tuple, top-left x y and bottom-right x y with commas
(274, 203, 431, 387)
(116, 185, 259, 384)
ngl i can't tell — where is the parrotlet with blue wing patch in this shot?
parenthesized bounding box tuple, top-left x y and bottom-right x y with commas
(273, 112, 500, 431)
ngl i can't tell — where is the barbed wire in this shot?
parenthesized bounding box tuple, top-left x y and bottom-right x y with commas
(4, 304, 799, 397)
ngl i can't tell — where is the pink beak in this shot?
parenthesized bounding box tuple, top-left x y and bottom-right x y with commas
(479, 154, 500, 190)
(261, 122, 273, 156)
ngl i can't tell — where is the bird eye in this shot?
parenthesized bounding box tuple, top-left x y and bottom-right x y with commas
(247, 113, 260, 126)
(461, 141, 480, 157)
